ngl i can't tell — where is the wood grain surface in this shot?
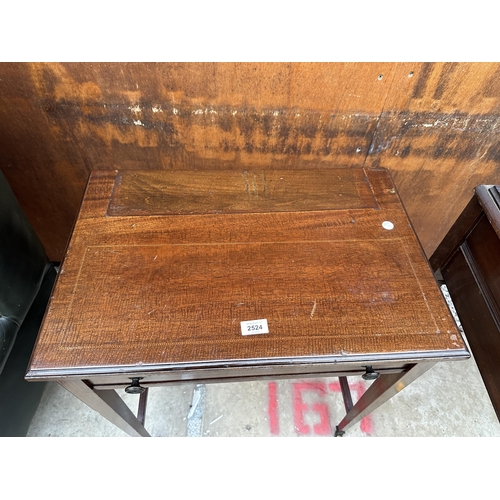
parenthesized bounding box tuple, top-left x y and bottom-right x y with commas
(2, 63, 500, 261)
(26, 168, 468, 379)
(368, 62, 500, 259)
(107, 168, 377, 216)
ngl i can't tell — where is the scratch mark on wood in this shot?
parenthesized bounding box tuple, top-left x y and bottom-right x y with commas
(310, 299, 317, 319)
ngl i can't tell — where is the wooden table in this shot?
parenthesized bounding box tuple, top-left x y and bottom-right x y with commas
(26, 167, 469, 437)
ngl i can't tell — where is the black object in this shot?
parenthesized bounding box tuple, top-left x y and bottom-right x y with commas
(362, 366, 380, 381)
(0, 170, 56, 436)
(125, 378, 146, 394)
(334, 426, 345, 437)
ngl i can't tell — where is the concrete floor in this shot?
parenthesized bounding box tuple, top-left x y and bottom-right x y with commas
(26, 286, 500, 437)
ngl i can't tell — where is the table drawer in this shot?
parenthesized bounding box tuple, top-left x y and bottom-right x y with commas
(86, 362, 408, 390)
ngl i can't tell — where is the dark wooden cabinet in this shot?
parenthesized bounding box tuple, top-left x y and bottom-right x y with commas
(431, 185, 500, 420)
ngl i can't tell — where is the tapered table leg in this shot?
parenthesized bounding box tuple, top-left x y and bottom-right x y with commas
(58, 379, 150, 437)
(335, 361, 437, 436)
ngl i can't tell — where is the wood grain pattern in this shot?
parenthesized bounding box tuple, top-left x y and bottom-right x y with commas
(0, 62, 403, 260)
(2, 62, 500, 261)
(107, 168, 377, 216)
(369, 62, 500, 256)
(429, 195, 483, 272)
(26, 168, 467, 380)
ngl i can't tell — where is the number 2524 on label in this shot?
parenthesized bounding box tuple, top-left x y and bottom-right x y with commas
(240, 319, 269, 336)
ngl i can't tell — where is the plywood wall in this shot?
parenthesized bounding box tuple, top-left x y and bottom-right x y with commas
(1, 62, 499, 261)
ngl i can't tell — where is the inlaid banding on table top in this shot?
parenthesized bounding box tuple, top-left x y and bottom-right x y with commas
(31, 238, 463, 369)
(25, 167, 471, 437)
(107, 168, 379, 216)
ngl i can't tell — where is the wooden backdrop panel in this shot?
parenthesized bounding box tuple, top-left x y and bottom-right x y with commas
(1, 62, 499, 260)
(370, 62, 500, 256)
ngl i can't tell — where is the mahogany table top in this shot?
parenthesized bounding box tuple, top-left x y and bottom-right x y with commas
(27, 167, 468, 380)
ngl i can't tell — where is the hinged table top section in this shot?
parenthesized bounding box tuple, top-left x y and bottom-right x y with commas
(107, 169, 378, 216)
(27, 168, 468, 378)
